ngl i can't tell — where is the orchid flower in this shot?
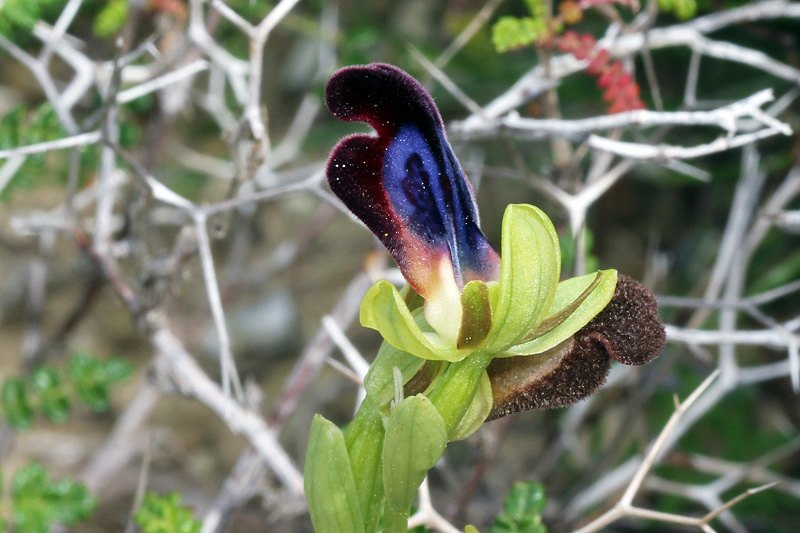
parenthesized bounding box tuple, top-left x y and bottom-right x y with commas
(327, 63, 621, 363)
(306, 63, 666, 533)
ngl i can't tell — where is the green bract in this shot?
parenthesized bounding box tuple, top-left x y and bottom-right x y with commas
(382, 395, 447, 531)
(305, 415, 366, 533)
(359, 204, 617, 363)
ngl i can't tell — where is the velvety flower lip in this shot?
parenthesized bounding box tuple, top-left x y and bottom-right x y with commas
(325, 63, 501, 299)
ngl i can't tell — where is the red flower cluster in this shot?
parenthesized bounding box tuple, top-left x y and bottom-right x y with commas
(558, 31, 645, 114)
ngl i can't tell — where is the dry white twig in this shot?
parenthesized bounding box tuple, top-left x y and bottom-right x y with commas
(574, 371, 778, 533)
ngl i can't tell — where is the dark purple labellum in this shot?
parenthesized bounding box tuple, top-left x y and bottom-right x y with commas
(325, 64, 500, 298)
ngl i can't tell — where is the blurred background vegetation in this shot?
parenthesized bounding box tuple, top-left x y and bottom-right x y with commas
(0, 0, 799, 532)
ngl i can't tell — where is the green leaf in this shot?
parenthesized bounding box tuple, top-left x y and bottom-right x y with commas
(12, 463, 95, 533)
(134, 492, 201, 533)
(1, 0, 39, 32)
(2, 378, 34, 429)
(491, 17, 545, 53)
(0, 107, 25, 149)
(448, 370, 493, 442)
(524, 0, 547, 17)
(382, 395, 447, 533)
(25, 104, 62, 145)
(659, 0, 697, 19)
(484, 204, 561, 354)
(458, 280, 493, 349)
(360, 280, 465, 362)
(69, 352, 132, 412)
(305, 415, 366, 533)
(93, 0, 129, 38)
(502, 269, 617, 356)
(31, 367, 71, 423)
(490, 482, 547, 533)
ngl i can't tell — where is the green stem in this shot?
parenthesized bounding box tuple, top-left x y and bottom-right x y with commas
(426, 352, 494, 438)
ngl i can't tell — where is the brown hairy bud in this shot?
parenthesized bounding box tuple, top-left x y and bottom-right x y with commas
(580, 274, 666, 365)
(486, 275, 665, 420)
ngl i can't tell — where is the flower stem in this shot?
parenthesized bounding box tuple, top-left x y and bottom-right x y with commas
(426, 352, 494, 437)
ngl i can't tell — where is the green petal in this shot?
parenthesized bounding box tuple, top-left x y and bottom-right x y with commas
(502, 269, 617, 356)
(448, 370, 493, 441)
(484, 204, 561, 353)
(382, 395, 447, 532)
(360, 280, 465, 362)
(458, 280, 493, 349)
(305, 415, 366, 533)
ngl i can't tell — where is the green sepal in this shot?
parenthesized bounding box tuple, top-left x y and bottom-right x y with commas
(458, 280, 493, 349)
(360, 280, 466, 362)
(382, 395, 447, 532)
(305, 415, 366, 533)
(484, 204, 561, 353)
(363, 341, 427, 409)
(448, 370, 493, 441)
(502, 269, 617, 357)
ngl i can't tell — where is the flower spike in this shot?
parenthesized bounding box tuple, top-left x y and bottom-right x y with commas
(308, 63, 668, 533)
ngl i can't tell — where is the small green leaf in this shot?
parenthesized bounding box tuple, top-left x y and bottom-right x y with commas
(2, 0, 39, 32)
(490, 482, 547, 533)
(69, 352, 132, 412)
(12, 463, 95, 533)
(492, 17, 544, 53)
(458, 280, 493, 349)
(93, 0, 129, 38)
(0, 107, 25, 149)
(382, 395, 447, 532)
(360, 280, 465, 362)
(31, 367, 71, 423)
(134, 492, 201, 533)
(2, 378, 34, 429)
(658, 0, 697, 19)
(484, 204, 561, 354)
(305, 415, 366, 533)
(502, 270, 617, 357)
(448, 370, 493, 442)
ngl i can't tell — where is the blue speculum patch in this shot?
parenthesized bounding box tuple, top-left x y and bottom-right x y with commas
(384, 125, 446, 243)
